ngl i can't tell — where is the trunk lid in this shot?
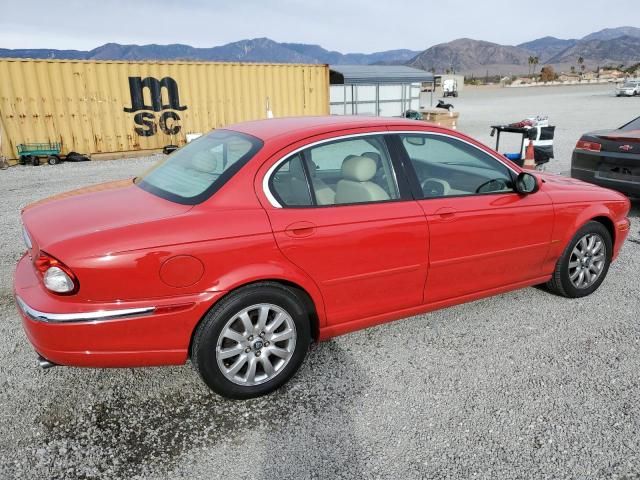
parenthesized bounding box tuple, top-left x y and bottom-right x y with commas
(22, 180, 192, 252)
(592, 129, 640, 154)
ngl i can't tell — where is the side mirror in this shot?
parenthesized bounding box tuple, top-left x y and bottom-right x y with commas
(515, 172, 539, 194)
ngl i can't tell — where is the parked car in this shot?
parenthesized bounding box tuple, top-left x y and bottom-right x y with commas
(615, 80, 640, 97)
(571, 115, 640, 197)
(15, 116, 630, 398)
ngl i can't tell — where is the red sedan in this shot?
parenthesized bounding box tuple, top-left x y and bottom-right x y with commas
(14, 116, 630, 398)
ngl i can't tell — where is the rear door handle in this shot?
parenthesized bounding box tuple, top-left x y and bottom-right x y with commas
(284, 221, 316, 238)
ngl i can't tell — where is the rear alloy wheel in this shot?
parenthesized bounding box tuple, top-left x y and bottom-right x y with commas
(546, 221, 612, 298)
(191, 282, 310, 399)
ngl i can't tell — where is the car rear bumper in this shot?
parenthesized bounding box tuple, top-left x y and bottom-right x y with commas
(571, 150, 640, 197)
(14, 253, 224, 367)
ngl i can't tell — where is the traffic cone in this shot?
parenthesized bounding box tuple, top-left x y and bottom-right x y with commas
(523, 140, 536, 170)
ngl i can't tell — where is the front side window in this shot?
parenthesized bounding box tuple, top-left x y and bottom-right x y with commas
(400, 134, 514, 198)
(269, 135, 400, 207)
(136, 130, 262, 204)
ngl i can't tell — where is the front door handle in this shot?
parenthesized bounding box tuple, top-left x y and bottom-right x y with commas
(284, 221, 316, 238)
(434, 207, 457, 220)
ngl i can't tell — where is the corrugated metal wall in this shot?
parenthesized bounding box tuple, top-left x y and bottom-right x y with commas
(0, 59, 329, 159)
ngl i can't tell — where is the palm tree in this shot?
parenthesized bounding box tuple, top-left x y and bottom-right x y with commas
(528, 56, 534, 76)
(532, 56, 539, 76)
(577, 56, 584, 76)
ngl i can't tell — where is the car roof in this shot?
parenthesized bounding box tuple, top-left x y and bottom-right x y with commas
(226, 115, 430, 142)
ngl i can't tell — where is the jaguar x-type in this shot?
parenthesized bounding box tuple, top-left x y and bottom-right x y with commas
(14, 116, 630, 398)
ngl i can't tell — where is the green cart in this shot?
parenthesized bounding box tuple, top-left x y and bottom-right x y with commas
(17, 142, 62, 166)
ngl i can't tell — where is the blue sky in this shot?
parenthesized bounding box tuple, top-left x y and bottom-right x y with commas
(0, 0, 636, 52)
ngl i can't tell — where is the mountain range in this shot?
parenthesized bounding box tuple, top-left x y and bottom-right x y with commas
(410, 27, 640, 75)
(0, 38, 421, 66)
(1, 26, 639, 76)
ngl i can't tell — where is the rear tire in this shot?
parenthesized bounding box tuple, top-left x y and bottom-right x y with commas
(191, 282, 310, 399)
(31, 156, 40, 166)
(546, 221, 612, 298)
(47, 155, 60, 165)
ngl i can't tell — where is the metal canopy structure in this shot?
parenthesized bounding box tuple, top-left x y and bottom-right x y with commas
(329, 65, 434, 117)
(329, 65, 434, 85)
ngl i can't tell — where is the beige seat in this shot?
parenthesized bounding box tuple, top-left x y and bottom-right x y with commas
(335, 156, 390, 204)
(290, 157, 335, 205)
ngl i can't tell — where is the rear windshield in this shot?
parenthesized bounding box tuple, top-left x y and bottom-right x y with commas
(136, 130, 263, 204)
(620, 116, 640, 132)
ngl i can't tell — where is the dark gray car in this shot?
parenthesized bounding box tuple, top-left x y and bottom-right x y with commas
(571, 116, 640, 197)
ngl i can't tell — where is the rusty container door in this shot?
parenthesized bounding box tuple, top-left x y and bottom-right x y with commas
(0, 59, 329, 160)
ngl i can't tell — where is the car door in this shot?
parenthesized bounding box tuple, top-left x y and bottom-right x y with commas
(259, 132, 429, 326)
(391, 131, 554, 304)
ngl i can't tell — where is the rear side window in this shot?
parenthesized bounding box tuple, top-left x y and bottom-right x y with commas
(136, 130, 262, 204)
(268, 135, 400, 207)
(270, 154, 313, 206)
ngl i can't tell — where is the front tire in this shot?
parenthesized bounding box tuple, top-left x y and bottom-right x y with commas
(546, 221, 612, 298)
(191, 282, 310, 399)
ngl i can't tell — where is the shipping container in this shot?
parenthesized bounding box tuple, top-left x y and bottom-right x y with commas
(0, 59, 329, 160)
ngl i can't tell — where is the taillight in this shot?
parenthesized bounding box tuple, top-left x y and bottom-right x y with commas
(33, 251, 78, 294)
(575, 140, 602, 152)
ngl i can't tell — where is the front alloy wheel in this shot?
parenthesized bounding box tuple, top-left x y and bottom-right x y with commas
(546, 221, 612, 298)
(567, 233, 606, 289)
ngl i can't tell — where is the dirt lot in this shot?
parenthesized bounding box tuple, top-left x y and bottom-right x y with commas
(1, 84, 640, 479)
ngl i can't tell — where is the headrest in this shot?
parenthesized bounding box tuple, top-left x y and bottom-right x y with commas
(289, 156, 306, 179)
(341, 155, 377, 182)
(191, 150, 221, 173)
(361, 151, 381, 165)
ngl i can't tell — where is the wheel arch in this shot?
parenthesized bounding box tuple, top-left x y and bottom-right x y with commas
(188, 277, 324, 358)
(590, 215, 615, 245)
(560, 204, 615, 245)
(546, 204, 617, 274)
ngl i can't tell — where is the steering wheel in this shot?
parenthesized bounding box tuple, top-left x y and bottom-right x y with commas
(475, 178, 509, 194)
(421, 178, 450, 197)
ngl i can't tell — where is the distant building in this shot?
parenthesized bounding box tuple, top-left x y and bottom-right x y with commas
(511, 77, 534, 86)
(329, 65, 434, 116)
(603, 70, 626, 78)
(599, 70, 626, 81)
(558, 73, 581, 82)
(581, 71, 598, 81)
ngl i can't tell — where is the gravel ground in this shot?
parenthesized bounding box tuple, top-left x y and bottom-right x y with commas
(1, 84, 640, 480)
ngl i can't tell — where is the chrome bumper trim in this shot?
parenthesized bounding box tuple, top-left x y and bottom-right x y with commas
(15, 296, 155, 323)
